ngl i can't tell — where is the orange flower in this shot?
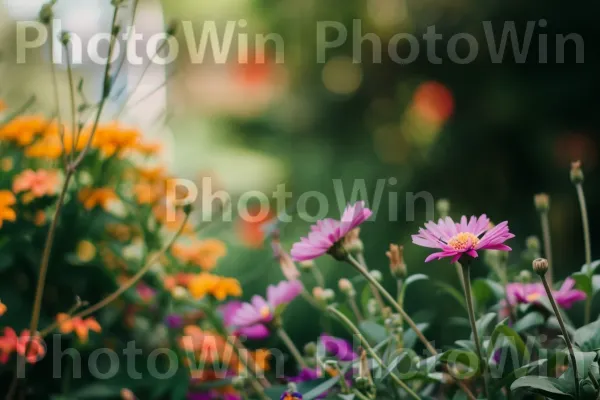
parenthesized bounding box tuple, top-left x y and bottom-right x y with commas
(13, 169, 59, 198)
(90, 123, 141, 157)
(187, 273, 242, 300)
(134, 183, 162, 204)
(152, 204, 194, 234)
(0, 115, 48, 146)
(79, 188, 117, 210)
(137, 166, 166, 182)
(56, 313, 102, 343)
(15, 330, 46, 363)
(179, 326, 237, 367)
(236, 208, 274, 248)
(0, 327, 17, 364)
(0, 300, 6, 316)
(172, 239, 227, 270)
(0, 191, 16, 228)
(135, 141, 162, 156)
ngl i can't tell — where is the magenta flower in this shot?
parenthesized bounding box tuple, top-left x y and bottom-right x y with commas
(230, 281, 303, 339)
(320, 334, 357, 361)
(412, 215, 514, 263)
(506, 278, 586, 309)
(291, 202, 372, 262)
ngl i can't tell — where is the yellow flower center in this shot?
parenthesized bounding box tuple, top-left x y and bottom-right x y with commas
(447, 232, 480, 251)
(260, 306, 271, 319)
(526, 293, 542, 302)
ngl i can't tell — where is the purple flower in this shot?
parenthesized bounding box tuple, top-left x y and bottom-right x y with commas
(320, 334, 357, 361)
(230, 281, 303, 339)
(412, 215, 514, 263)
(506, 278, 586, 309)
(164, 314, 184, 329)
(288, 367, 319, 383)
(291, 202, 372, 262)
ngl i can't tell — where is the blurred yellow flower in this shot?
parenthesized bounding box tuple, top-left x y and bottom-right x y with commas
(79, 188, 117, 210)
(0, 300, 6, 316)
(0, 115, 48, 146)
(134, 183, 161, 205)
(0, 191, 17, 228)
(188, 273, 242, 300)
(90, 123, 141, 157)
(56, 313, 101, 343)
(137, 166, 166, 182)
(134, 141, 162, 156)
(76, 240, 96, 262)
(172, 239, 227, 270)
(1, 158, 13, 172)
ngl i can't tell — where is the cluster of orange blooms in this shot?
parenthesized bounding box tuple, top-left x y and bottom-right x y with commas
(180, 325, 270, 396)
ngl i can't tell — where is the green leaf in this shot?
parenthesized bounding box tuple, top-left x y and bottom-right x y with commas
(302, 377, 341, 400)
(488, 322, 529, 361)
(471, 312, 497, 342)
(359, 321, 387, 344)
(435, 282, 467, 310)
(440, 349, 479, 369)
(472, 279, 505, 309)
(581, 260, 600, 274)
(399, 273, 429, 299)
(572, 272, 593, 295)
(71, 384, 122, 398)
(574, 320, 600, 351)
(493, 359, 547, 391)
(404, 323, 429, 349)
(513, 311, 545, 333)
(510, 376, 575, 399)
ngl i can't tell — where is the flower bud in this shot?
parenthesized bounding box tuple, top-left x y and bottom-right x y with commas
(518, 270, 532, 283)
(369, 270, 382, 282)
(39, 2, 55, 24)
(231, 376, 247, 390)
(532, 258, 549, 276)
(172, 286, 188, 299)
(303, 342, 317, 357)
(534, 193, 550, 212)
(321, 289, 335, 302)
(570, 160, 584, 184)
(338, 278, 355, 296)
(386, 244, 407, 279)
(367, 299, 378, 316)
(60, 31, 71, 45)
(344, 228, 363, 253)
(526, 236, 541, 252)
(299, 260, 314, 271)
(436, 199, 451, 218)
(323, 359, 340, 376)
(166, 20, 178, 36)
(120, 388, 136, 400)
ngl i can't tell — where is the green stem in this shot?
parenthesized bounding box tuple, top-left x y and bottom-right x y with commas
(277, 327, 308, 369)
(576, 183, 593, 324)
(460, 263, 490, 400)
(353, 389, 372, 400)
(539, 211, 554, 286)
(348, 296, 364, 322)
(357, 253, 386, 314)
(588, 371, 599, 390)
(540, 274, 580, 400)
(328, 306, 421, 400)
(311, 263, 326, 288)
(345, 255, 477, 400)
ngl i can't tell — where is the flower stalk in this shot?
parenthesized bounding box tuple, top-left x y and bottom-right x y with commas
(460, 261, 490, 399)
(534, 258, 580, 400)
(535, 194, 554, 286)
(276, 327, 308, 369)
(328, 306, 421, 400)
(345, 254, 477, 400)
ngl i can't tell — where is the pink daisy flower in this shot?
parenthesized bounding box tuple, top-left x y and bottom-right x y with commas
(505, 278, 586, 309)
(412, 214, 514, 263)
(229, 280, 303, 339)
(291, 201, 372, 262)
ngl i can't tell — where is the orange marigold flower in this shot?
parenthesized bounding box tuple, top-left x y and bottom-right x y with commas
(137, 166, 167, 182)
(134, 141, 162, 156)
(15, 330, 46, 363)
(152, 204, 194, 234)
(172, 239, 227, 270)
(187, 273, 242, 301)
(0, 191, 17, 228)
(0, 115, 48, 146)
(79, 188, 117, 210)
(179, 326, 237, 367)
(90, 123, 141, 157)
(0, 300, 6, 316)
(13, 169, 59, 198)
(134, 183, 162, 205)
(57, 313, 101, 343)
